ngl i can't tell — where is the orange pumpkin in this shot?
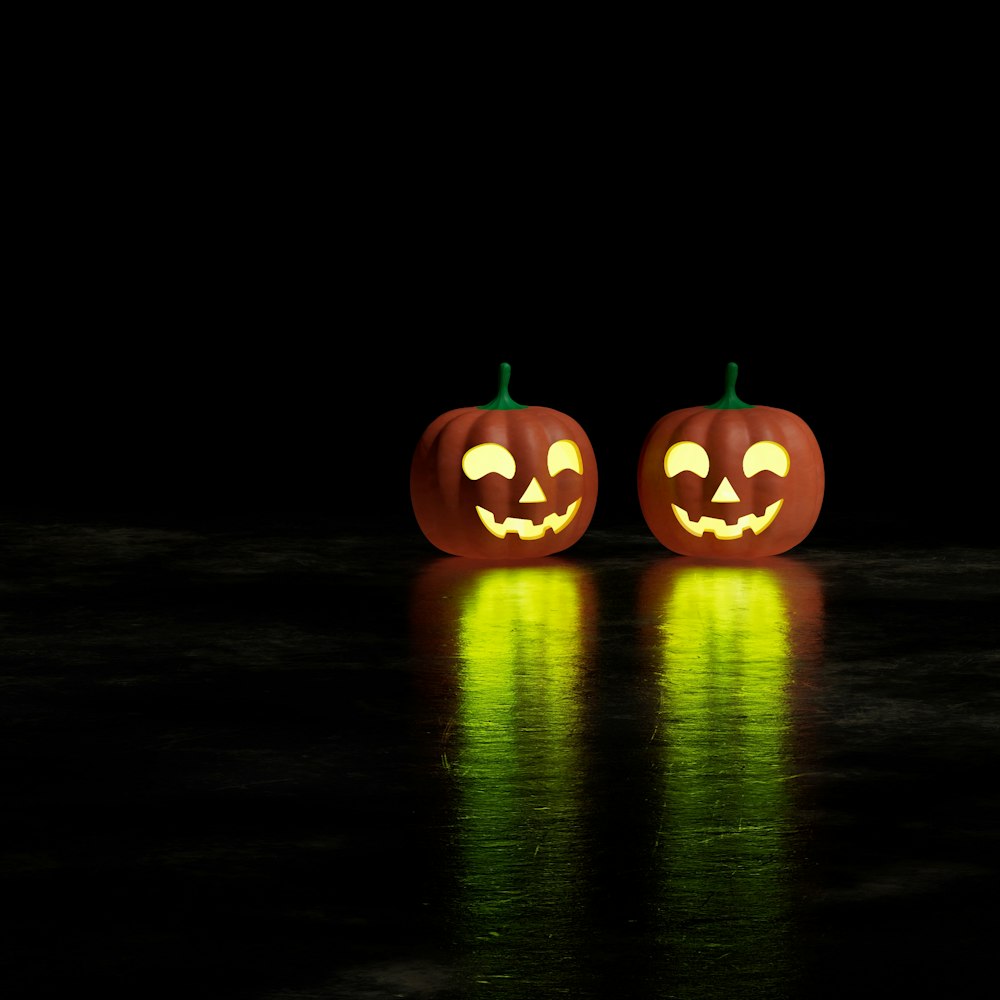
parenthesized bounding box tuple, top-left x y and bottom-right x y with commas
(637, 363, 824, 558)
(411, 363, 598, 559)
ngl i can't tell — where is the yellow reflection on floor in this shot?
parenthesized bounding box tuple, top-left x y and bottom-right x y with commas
(641, 557, 824, 994)
(415, 558, 595, 992)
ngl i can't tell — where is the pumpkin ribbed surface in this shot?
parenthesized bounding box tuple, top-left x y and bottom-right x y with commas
(638, 401, 824, 559)
(412, 404, 598, 559)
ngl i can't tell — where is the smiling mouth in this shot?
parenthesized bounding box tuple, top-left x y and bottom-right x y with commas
(475, 499, 582, 540)
(672, 499, 783, 539)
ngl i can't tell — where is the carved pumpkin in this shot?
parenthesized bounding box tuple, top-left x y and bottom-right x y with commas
(637, 363, 824, 558)
(410, 362, 598, 559)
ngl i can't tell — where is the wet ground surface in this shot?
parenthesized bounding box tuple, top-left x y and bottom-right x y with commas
(2, 512, 998, 998)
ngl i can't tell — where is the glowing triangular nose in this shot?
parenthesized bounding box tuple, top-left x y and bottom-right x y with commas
(711, 477, 741, 503)
(519, 477, 547, 503)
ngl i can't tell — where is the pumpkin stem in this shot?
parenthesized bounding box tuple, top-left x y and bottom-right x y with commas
(707, 361, 754, 410)
(479, 362, 528, 410)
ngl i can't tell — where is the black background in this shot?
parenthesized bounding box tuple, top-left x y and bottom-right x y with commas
(4, 308, 984, 547)
(6, 34, 989, 545)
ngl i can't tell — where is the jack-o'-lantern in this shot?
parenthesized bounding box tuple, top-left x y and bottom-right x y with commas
(637, 362, 824, 559)
(410, 362, 598, 559)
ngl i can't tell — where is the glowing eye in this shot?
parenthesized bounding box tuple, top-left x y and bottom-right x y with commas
(743, 441, 790, 478)
(665, 441, 709, 479)
(463, 443, 515, 481)
(548, 439, 583, 476)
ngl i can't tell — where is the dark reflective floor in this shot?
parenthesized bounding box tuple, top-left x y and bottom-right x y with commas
(2, 512, 998, 999)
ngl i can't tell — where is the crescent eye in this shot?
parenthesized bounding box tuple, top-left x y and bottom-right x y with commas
(665, 441, 709, 479)
(463, 443, 516, 481)
(743, 441, 790, 478)
(548, 439, 584, 476)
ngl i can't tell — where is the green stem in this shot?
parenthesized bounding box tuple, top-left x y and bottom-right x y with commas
(479, 362, 527, 410)
(707, 361, 754, 410)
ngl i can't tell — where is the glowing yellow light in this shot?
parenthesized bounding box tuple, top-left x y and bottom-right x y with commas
(547, 438, 584, 476)
(664, 440, 709, 479)
(657, 564, 792, 681)
(710, 476, 741, 503)
(672, 499, 784, 538)
(650, 562, 799, 992)
(457, 564, 586, 667)
(743, 440, 790, 478)
(443, 562, 591, 977)
(474, 499, 582, 539)
(518, 477, 547, 503)
(462, 442, 515, 480)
